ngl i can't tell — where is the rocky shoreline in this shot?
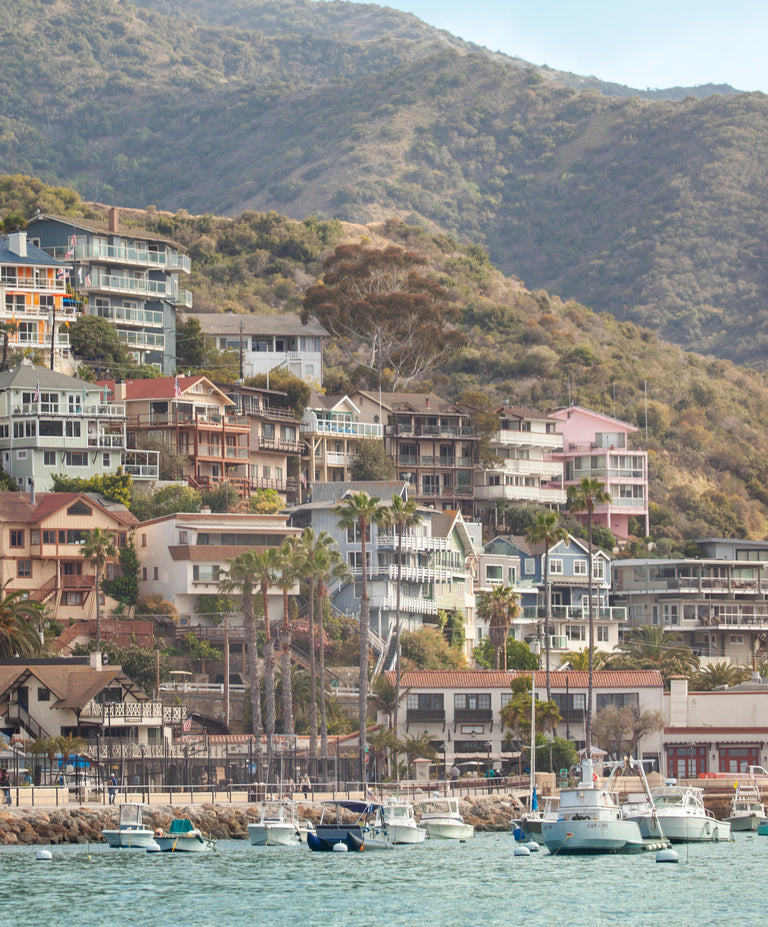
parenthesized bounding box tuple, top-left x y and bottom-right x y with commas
(0, 795, 518, 846)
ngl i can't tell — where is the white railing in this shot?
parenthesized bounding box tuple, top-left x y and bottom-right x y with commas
(72, 243, 191, 274)
(494, 430, 563, 448)
(474, 484, 567, 504)
(380, 595, 439, 614)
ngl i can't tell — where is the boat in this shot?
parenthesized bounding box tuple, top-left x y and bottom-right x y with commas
(247, 801, 309, 846)
(541, 758, 651, 854)
(102, 803, 160, 850)
(381, 798, 426, 844)
(726, 782, 767, 832)
(307, 830, 364, 852)
(517, 793, 560, 845)
(415, 797, 474, 840)
(627, 785, 731, 843)
(153, 818, 215, 853)
(309, 799, 393, 851)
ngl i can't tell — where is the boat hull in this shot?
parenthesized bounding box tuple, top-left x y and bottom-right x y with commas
(154, 834, 212, 853)
(308, 831, 364, 852)
(727, 813, 763, 833)
(632, 813, 730, 843)
(422, 821, 474, 840)
(387, 823, 426, 844)
(542, 820, 647, 855)
(247, 823, 300, 847)
(102, 828, 159, 850)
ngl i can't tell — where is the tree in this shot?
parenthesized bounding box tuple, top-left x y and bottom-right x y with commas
(593, 705, 664, 757)
(477, 583, 519, 670)
(249, 548, 280, 772)
(220, 550, 264, 774)
(525, 510, 569, 701)
(619, 625, 700, 676)
(368, 726, 399, 781)
(0, 320, 18, 371)
(690, 661, 751, 691)
(101, 535, 140, 614)
(51, 470, 132, 507)
(566, 478, 611, 752)
(80, 528, 117, 649)
(250, 488, 284, 514)
(73, 640, 170, 694)
(175, 315, 208, 369)
(400, 627, 467, 669)
(350, 439, 396, 481)
(246, 368, 311, 415)
(194, 593, 236, 627)
(294, 527, 324, 775)
(129, 484, 201, 520)
(68, 315, 148, 379)
(274, 538, 300, 736)
(399, 732, 438, 777)
(370, 675, 407, 730)
(383, 493, 421, 740)
(302, 243, 466, 390)
(30, 736, 61, 785)
(558, 648, 611, 671)
(334, 490, 388, 781)
(474, 637, 539, 671)
(0, 581, 44, 659)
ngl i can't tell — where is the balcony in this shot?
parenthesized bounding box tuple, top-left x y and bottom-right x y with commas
(377, 533, 452, 553)
(87, 433, 125, 448)
(72, 243, 191, 274)
(88, 271, 171, 298)
(13, 402, 125, 418)
(406, 708, 445, 725)
(81, 699, 167, 725)
(118, 330, 165, 350)
(0, 277, 67, 294)
(474, 484, 567, 504)
(386, 424, 474, 438)
(174, 289, 193, 308)
(495, 429, 563, 449)
(379, 595, 439, 615)
(302, 415, 382, 438)
(258, 436, 304, 454)
(454, 708, 493, 724)
(520, 604, 627, 622)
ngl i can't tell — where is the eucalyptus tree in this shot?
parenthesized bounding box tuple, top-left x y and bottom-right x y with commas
(220, 549, 264, 772)
(566, 477, 611, 751)
(334, 491, 389, 781)
(80, 528, 117, 650)
(477, 583, 520, 671)
(384, 493, 421, 740)
(525, 510, 569, 702)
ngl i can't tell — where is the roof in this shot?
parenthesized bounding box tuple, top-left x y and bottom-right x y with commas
(0, 364, 102, 393)
(0, 492, 137, 527)
(0, 662, 150, 706)
(183, 311, 327, 338)
(353, 390, 467, 416)
(496, 405, 558, 422)
(100, 375, 232, 405)
(27, 213, 185, 250)
(0, 234, 63, 268)
(548, 404, 639, 433)
(389, 669, 664, 688)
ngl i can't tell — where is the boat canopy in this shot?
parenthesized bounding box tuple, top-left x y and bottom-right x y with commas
(169, 819, 195, 834)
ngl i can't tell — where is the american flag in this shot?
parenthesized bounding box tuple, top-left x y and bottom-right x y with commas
(183, 716, 192, 732)
(32, 381, 39, 403)
(174, 377, 182, 399)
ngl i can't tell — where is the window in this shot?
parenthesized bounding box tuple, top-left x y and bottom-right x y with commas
(596, 625, 610, 642)
(593, 558, 605, 580)
(596, 693, 639, 711)
(345, 524, 371, 544)
(485, 565, 502, 583)
(65, 421, 81, 438)
(65, 452, 88, 467)
(141, 534, 147, 547)
(719, 746, 759, 773)
(30, 530, 40, 545)
(192, 564, 220, 582)
(153, 567, 159, 580)
(10, 530, 24, 548)
(43, 451, 56, 466)
(549, 559, 563, 575)
(524, 559, 536, 575)
(565, 625, 586, 641)
(667, 745, 707, 779)
(507, 566, 517, 584)
(262, 466, 271, 479)
(406, 693, 444, 710)
(454, 693, 491, 710)
(142, 567, 147, 580)
(573, 559, 588, 576)
(38, 687, 50, 702)
(17, 560, 31, 577)
(178, 530, 188, 544)
(102, 453, 110, 468)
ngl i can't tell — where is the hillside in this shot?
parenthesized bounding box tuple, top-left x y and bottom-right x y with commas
(3, 175, 768, 547)
(2, 1, 766, 370)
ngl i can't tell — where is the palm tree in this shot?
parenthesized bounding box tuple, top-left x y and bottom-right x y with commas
(220, 550, 264, 776)
(80, 527, 117, 650)
(477, 583, 519, 670)
(335, 490, 388, 782)
(294, 527, 324, 777)
(691, 661, 751, 691)
(29, 736, 61, 785)
(558, 647, 611, 671)
(620, 625, 700, 675)
(0, 581, 44, 658)
(315, 538, 351, 780)
(566, 477, 611, 751)
(367, 727, 399, 782)
(370, 675, 408, 730)
(400, 732, 438, 778)
(384, 493, 421, 740)
(251, 547, 280, 777)
(274, 538, 300, 736)
(525, 510, 568, 702)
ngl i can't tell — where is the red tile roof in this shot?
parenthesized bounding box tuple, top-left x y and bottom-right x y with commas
(99, 376, 207, 401)
(388, 669, 663, 688)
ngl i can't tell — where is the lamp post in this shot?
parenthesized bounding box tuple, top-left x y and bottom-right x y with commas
(140, 744, 147, 802)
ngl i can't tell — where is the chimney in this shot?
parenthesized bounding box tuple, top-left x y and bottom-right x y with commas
(7, 230, 27, 258)
(108, 207, 119, 233)
(28, 478, 35, 505)
(668, 676, 689, 727)
(113, 379, 126, 401)
(424, 397, 430, 409)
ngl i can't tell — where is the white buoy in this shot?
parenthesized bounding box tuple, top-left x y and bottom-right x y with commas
(332, 841, 348, 852)
(656, 848, 679, 863)
(514, 845, 531, 856)
(36, 850, 53, 861)
(524, 840, 540, 852)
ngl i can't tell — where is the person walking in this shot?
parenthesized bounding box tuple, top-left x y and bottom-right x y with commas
(0, 768, 11, 805)
(108, 772, 117, 805)
(300, 773, 311, 799)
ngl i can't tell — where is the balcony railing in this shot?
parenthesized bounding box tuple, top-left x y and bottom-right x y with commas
(386, 424, 474, 438)
(453, 708, 493, 723)
(68, 243, 192, 274)
(81, 699, 176, 724)
(87, 433, 125, 448)
(13, 402, 125, 418)
(520, 604, 626, 622)
(494, 429, 563, 448)
(474, 484, 567, 504)
(377, 533, 452, 553)
(379, 595, 439, 614)
(406, 709, 445, 724)
(302, 416, 382, 438)
(258, 437, 304, 454)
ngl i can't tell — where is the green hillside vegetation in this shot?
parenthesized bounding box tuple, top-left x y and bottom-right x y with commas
(2, 1, 767, 371)
(3, 175, 768, 548)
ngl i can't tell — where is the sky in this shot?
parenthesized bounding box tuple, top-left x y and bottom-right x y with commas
(345, 1, 768, 93)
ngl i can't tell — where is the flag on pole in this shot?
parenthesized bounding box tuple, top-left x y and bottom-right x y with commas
(32, 380, 40, 403)
(183, 716, 192, 732)
(174, 376, 182, 399)
(85, 272, 91, 287)
(78, 267, 83, 284)
(56, 267, 65, 279)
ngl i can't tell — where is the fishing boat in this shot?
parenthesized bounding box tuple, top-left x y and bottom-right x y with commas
(627, 785, 731, 843)
(309, 799, 393, 851)
(153, 818, 215, 853)
(247, 801, 309, 846)
(102, 803, 160, 850)
(381, 798, 426, 844)
(541, 759, 651, 854)
(726, 783, 767, 832)
(415, 797, 474, 840)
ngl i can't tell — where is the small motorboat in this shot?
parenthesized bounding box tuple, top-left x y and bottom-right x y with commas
(628, 785, 731, 843)
(382, 798, 426, 844)
(307, 831, 364, 852)
(248, 801, 310, 846)
(102, 803, 160, 850)
(415, 797, 474, 840)
(153, 817, 215, 853)
(310, 799, 393, 851)
(726, 783, 767, 833)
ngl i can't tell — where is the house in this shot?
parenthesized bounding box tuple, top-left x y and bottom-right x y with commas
(474, 405, 566, 522)
(289, 480, 479, 664)
(0, 654, 183, 756)
(221, 381, 303, 502)
(0, 363, 138, 491)
(664, 675, 768, 777)
(28, 209, 192, 374)
(351, 391, 478, 518)
(549, 405, 649, 539)
(182, 311, 327, 384)
(611, 538, 768, 665)
(135, 510, 301, 628)
(105, 375, 250, 496)
(0, 230, 73, 372)
(0, 491, 138, 625)
(385, 668, 664, 769)
(300, 393, 383, 489)
(479, 534, 625, 656)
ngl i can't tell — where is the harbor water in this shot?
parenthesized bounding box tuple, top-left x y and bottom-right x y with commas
(1, 832, 764, 926)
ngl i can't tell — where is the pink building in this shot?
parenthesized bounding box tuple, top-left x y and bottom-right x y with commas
(549, 405, 649, 540)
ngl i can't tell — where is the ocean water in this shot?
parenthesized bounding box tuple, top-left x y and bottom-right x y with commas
(1, 833, 764, 927)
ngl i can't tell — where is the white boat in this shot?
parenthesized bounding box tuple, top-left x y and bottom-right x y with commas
(381, 798, 426, 844)
(541, 759, 649, 854)
(247, 801, 306, 846)
(154, 818, 215, 853)
(102, 803, 160, 850)
(628, 785, 731, 843)
(726, 783, 767, 832)
(518, 794, 559, 845)
(415, 797, 474, 840)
